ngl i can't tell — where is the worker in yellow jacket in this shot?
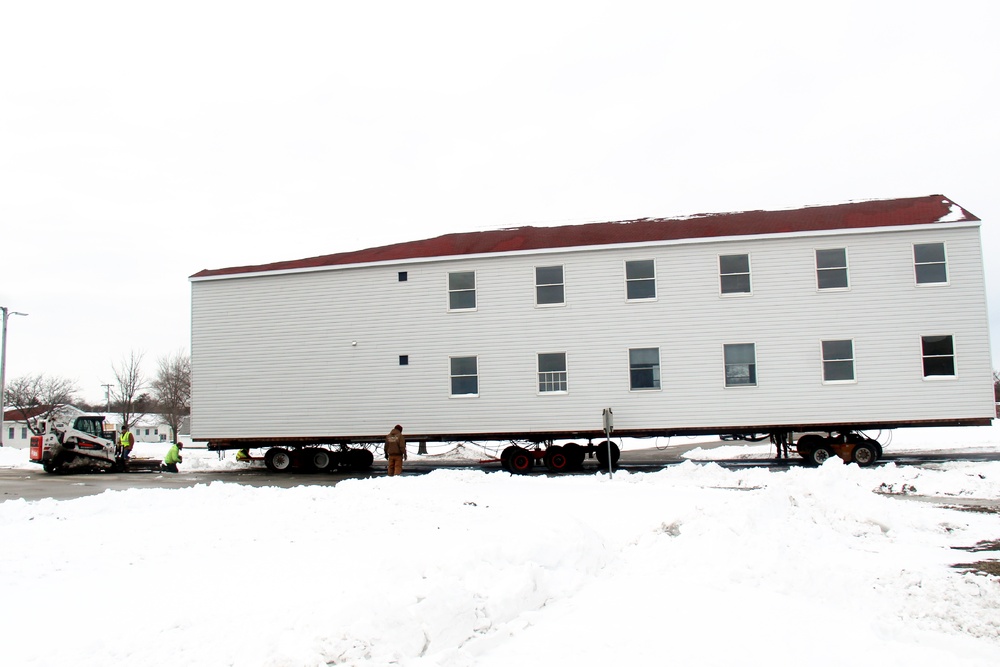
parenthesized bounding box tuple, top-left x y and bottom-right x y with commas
(160, 442, 183, 473)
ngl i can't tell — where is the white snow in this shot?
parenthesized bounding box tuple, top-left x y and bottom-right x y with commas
(1, 427, 999, 666)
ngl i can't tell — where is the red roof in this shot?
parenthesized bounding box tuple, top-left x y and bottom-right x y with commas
(191, 195, 978, 279)
(3, 405, 52, 421)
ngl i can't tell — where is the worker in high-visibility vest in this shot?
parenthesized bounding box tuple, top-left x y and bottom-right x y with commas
(160, 442, 183, 473)
(119, 428, 135, 464)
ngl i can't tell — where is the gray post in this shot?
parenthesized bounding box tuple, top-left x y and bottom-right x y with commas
(602, 407, 614, 478)
(0, 307, 29, 447)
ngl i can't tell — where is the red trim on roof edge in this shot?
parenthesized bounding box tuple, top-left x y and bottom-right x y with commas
(191, 195, 978, 279)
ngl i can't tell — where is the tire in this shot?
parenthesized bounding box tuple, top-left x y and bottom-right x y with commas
(871, 440, 883, 460)
(595, 441, 620, 468)
(306, 448, 332, 472)
(796, 434, 824, 462)
(851, 443, 877, 467)
(265, 447, 293, 472)
(500, 446, 517, 472)
(42, 462, 56, 474)
(562, 443, 585, 469)
(352, 449, 374, 470)
(509, 448, 533, 474)
(808, 445, 834, 466)
(543, 446, 570, 473)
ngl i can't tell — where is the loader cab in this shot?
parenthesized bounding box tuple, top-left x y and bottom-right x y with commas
(73, 416, 106, 439)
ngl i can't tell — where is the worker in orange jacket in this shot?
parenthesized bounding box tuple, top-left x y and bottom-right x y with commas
(385, 425, 406, 476)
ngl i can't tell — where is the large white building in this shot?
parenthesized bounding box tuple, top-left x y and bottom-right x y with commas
(189, 195, 994, 447)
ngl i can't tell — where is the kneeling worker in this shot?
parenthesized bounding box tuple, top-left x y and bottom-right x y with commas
(161, 442, 183, 473)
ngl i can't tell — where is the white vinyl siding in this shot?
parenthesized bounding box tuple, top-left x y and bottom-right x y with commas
(191, 224, 992, 440)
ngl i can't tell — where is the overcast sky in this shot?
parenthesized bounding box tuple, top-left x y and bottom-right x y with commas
(2, 0, 998, 404)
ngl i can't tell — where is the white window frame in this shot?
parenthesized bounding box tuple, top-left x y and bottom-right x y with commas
(449, 355, 480, 397)
(920, 334, 957, 379)
(914, 242, 948, 286)
(628, 347, 661, 391)
(821, 339, 856, 384)
(719, 253, 752, 296)
(534, 265, 565, 307)
(815, 248, 850, 291)
(625, 259, 657, 301)
(537, 352, 568, 394)
(724, 343, 757, 387)
(448, 271, 477, 311)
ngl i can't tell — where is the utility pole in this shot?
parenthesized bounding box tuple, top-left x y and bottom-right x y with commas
(0, 306, 29, 447)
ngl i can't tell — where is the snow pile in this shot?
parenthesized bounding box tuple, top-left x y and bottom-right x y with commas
(1, 462, 999, 666)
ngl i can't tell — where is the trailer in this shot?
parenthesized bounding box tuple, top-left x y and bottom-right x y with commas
(189, 195, 994, 473)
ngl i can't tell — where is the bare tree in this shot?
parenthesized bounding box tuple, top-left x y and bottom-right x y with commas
(151, 350, 191, 443)
(112, 351, 146, 432)
(3, 373, 80, 434)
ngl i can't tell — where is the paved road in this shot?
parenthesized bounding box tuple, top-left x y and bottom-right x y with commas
(2, 448, 998, 503)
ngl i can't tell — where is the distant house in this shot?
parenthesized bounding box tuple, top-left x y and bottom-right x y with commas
(2, 405, 83, 449)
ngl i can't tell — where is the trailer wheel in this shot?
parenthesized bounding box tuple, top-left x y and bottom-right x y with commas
(851, 443, 878, 467)
(352, 449, 374, 470)
(795, 435, 823, 462)
(509, 448, 533, 474)
(595, 441, 620, 468)
(305, 448, 332, 472)
(562, 443, 585, 469)
(807, 445, 834, 466)
(543, 446, 570, 473)
(265, 447, 293, 472)
(499, 446, 516, 472)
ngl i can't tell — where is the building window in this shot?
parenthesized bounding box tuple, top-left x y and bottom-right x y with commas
(7, 427, 12, 440)
(535, 266, 565, 305)
(629, 348, 661, 390)
(914, 243, 947, 284)
(816, 248, 849, 290)
(724, 343, 757, 387)
(398, 271, 408, 282)
(448, 271, 477, 310)
(399, 355, 409, 366)
(921, 335, 955, 377)
(720, 254, 751, 294)
(822, 340, 855, 382)
(538, 353, 568, 393)
(625, 260, 656, 300)
(450, 356, 479, 396)
(21, 427, 28, 439)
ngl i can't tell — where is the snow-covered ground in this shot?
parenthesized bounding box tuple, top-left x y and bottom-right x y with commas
(1, 426, 999, 666)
